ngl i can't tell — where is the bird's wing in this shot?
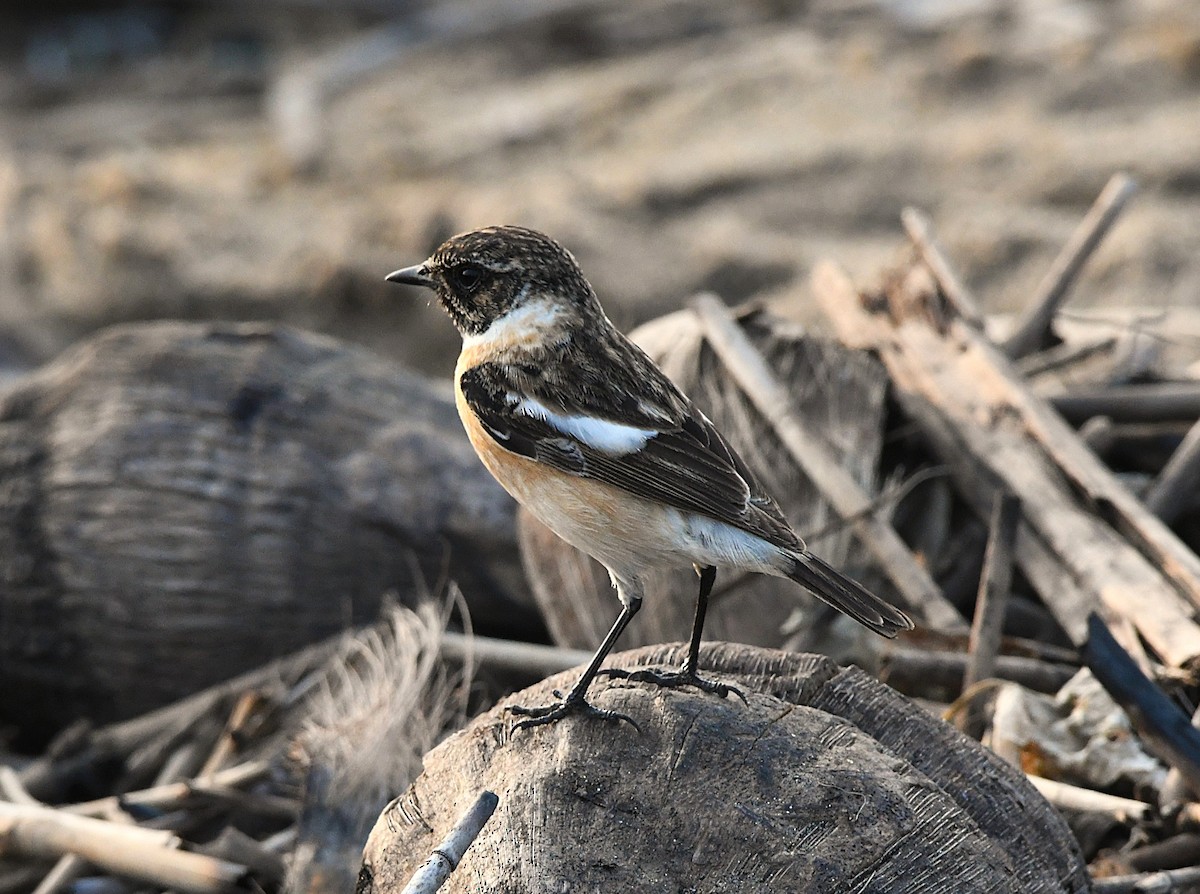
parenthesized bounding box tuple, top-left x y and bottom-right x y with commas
(458, 359, 798, 549)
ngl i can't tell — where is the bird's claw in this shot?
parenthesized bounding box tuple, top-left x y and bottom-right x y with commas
(599, 666, 746, 703)
(508, 696, 640, 734)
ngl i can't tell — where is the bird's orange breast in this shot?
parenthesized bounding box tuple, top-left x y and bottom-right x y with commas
(453, 355, 677, 571)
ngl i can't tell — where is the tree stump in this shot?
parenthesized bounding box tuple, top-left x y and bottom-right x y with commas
(362, 643, 1089, 893)
(0, 321, 529, 742)
(518, 308, 891, 659)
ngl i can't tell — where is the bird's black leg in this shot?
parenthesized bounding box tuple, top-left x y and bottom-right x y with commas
(601, 566, 744, 702)
(509, 597, 642, 732)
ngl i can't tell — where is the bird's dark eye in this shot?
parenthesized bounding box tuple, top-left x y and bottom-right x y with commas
(452, 265, 485, 292)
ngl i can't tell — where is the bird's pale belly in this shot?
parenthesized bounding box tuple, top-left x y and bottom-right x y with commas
(454, 392, 679, 574)
(454, 380, 781, 580)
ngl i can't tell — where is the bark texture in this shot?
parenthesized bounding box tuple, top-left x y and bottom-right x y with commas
(362, 643, 1090, 893)
(0, 321, 528, 738)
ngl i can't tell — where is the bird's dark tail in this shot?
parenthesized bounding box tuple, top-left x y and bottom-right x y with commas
(783, 549, 914, 637)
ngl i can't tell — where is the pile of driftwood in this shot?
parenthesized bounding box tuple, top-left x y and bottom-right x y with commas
(804, 173, 1200, 893)
(3, 171, 1200, 892)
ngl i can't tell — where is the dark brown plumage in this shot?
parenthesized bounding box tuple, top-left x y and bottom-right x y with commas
(387, 226, 913, 730)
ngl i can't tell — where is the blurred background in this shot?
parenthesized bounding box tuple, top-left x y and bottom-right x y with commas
(0, 5, 1197, 888)
(1, 0, 1198, 384)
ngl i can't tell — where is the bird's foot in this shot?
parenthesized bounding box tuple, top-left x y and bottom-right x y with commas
(599, 666, 746, 703)
(508, 693, 640, 733)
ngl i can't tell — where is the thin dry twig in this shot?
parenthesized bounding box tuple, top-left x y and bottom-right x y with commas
(901, 207, 986, 329)
(0, 802, 246, 894)
(1003, 173, 1138, 359)
(1144, 417, 1200, 525)
(64, 761, 270, 817)
(30, 856, 87, 894)
(198, 691, 262, 780)
(399, 790, 499, 894)
(1016, 335, 1119, 378)
(963, 494, 1020, 692)
(1092, 865, 1200, 893)
(440, 632, 589, 676)
(1025, 775, 1151, 824)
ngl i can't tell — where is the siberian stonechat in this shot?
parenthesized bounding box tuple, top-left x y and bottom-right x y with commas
(387, 226, 912, 730)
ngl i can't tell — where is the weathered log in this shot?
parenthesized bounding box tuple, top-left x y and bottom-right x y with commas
(0, 321, 529, 741)
(519, 308, 893, 659)
(879, 644, 1076, 699)
(360, 643, 1089, 893)
(813, 261, 1200, 666)
(1050, 383, 1200, 425)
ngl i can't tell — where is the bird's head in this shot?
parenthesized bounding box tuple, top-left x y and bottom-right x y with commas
(385, 226, 599, 338)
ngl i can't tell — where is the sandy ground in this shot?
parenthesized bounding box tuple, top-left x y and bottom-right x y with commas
(0, 0, 1198, 378)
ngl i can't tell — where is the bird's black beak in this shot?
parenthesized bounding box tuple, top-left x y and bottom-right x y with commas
(385, 264, 435, 288)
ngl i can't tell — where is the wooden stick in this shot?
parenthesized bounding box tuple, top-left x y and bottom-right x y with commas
(1050, 383, 1200, 424)
(1003, 173, 1138, 359)
(0, 803, 245, 893)
(21, 635, 343, 800)
(813, 261, 1200, 665)
(0, 767, 39, 806)
(399, 790, 499, 894)
(7, 776, 90, 894)
(901, 208, 986, 329)
(441, 632, 589, 675)
(1016, 334, 1118, 378)
(1144, 417, 1200, 525)
(1125, 833, 1200, 872)
(64, 761, 269, 817)
(880, 645, 1075, 696)
(1092, 866, 1200, 893)
(31, 856, 87, 894)
(1025, 774, 1150, 823)
(1084, 613, 1200, 797)
(963, 495, 1020, 691)
(197, 691, 261, 780)
(691, 293, 966, 633)
(1078, 415, 1117, 457)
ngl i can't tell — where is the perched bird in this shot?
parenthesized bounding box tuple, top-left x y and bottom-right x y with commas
(387, 226, 912, 730)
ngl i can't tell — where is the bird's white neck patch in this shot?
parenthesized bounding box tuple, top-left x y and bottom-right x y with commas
(461, 293, 562, 351)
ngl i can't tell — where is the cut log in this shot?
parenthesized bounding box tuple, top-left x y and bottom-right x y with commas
(360, 643, 1089, 893)
(812, 261, 1200, 666)
(0, 321, 529, 742)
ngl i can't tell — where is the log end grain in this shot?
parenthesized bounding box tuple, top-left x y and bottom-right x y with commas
(361, 643, 1089, 893)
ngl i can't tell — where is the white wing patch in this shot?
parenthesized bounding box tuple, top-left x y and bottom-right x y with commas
(511, 395, 657, 455)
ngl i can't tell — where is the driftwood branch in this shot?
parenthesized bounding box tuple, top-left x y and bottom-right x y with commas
(440, 632, 589, 676)
(901, 207, 986, 330)
(1143, 417, 1200, 525)
(1092, 865, 1200, 894)
(0, 802, 246, 894)
(1025, 775, 1151, 824)
(690, 293, 965, 633)
(1050, 383, 1200, 425)
(963, 494, 1020, 691)
(812, 260, 1200, 666)
(1083, 613, 1200, 798)
(399, 791, 499, 894)
(880, 644, 1076, 696)
(64, 761, 270, 817)
(1003, 174, 1138, 359)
